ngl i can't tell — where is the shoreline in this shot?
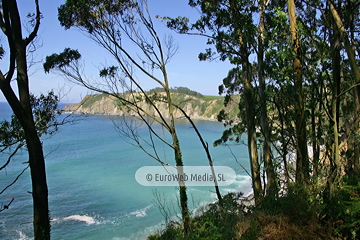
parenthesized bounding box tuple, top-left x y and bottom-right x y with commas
(60, 108, 220, 122)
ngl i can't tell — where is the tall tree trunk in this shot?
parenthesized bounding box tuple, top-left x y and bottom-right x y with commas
(328, 0, 360, 174)
(0, 1, 50, 239)
(164, 72, 189, 233)
(287, 0, 309, 184)
(258, 0, 277, 199)
(1, 44, 50, 240)
(243, 55, 263, 204)
(173, 137, 189, 233)
(26, 128, 50, 240)
(229, 0, 262, 205)
(328, 21, 341, 199)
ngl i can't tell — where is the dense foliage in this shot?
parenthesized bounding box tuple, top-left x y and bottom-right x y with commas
(147, 86, 204, 98)
(0, 92, 60, 151)
(157, 0, 360, 238)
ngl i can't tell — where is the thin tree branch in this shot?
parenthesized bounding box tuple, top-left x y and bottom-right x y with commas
(0, 143, 24, 171)
(0, 165, 29, 195)
(24, 0, 41, 46)
(0, 198, 14, 212)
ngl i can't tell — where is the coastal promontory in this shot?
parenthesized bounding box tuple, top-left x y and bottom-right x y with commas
(63, 91, 240, 121)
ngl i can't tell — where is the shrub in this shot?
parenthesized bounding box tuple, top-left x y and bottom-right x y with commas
(149, 192, 246, 240)
(322, 175, 360, 239)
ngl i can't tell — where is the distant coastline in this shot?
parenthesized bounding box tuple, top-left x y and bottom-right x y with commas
(62, 93, 240, 121)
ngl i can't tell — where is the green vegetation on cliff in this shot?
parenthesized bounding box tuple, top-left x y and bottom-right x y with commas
(81, 93, 109, 108)
(65, 90, 240, 120)
(147, 86, 204, 98)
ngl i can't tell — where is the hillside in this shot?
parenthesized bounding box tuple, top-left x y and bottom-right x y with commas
(63, 93, 239, 121)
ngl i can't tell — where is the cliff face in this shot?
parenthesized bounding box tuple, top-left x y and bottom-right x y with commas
(63, 93, 239, 120)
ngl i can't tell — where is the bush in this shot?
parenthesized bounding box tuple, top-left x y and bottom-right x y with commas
(259, 184, 317, 224)
(149, 192, 246, 240)
(322, 175, 360, 239)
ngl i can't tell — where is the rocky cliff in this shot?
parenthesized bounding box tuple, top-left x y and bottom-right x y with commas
(63, 93, 239, 121)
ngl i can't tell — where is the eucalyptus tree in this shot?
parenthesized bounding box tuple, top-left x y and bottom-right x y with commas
(287, 0, 360, 199)
(287, 0, 309, 185)
(44, 0, 192, 231)
(164, 0, 284, 203)
(0, 0, 53, 238)
(192, 0, 263, 203)
(327, 0, 360, 175)
(257, 0, 277, 198)
(163, 0, 359, 208)
(262, 3, 297, 188)
(319, 0, 360, 197)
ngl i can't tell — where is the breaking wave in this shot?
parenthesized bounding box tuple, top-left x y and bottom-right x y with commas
(63, 215, 97, 225)
(130, 205, 152, 218)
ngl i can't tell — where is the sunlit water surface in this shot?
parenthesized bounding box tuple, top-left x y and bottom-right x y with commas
(0, 102, 251, 240)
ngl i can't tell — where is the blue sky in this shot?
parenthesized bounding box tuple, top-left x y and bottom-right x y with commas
(0, 0, 232, 103)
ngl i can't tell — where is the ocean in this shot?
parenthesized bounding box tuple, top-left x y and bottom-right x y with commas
(0, 102, 251, 240)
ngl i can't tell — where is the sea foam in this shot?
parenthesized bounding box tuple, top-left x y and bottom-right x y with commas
(63, 215, 96, 225)
(17, 231, 30, 240)
(130, 205, 152, 218)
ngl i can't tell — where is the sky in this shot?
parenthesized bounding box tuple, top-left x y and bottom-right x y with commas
(0, 0, 233, 103)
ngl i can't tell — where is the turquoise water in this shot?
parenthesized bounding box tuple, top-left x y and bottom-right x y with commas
(0, 102, 251, 239)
